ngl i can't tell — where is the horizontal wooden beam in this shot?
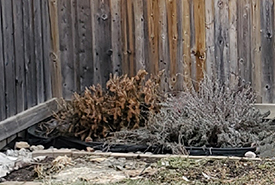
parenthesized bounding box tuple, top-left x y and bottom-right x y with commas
(0, 98, 62, 142)
(254, 103, 275, 119)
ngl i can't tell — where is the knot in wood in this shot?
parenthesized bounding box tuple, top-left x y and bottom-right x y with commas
(50, 52, 58, 62)
(101, 14, 108, 21)
(217, 0, 224, 8)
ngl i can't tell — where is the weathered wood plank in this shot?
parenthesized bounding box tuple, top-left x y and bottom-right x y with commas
(237, 0, 252, 83)
(0, 98, 62, 143)
(12, 0, 25, 113)
(260, 0, 275, 103)
(23, 0, 35, 108)
(91, 0, 112, 85)
(158, 0, 169, 93)
(77, 0, 93, 92)
(49, 0, 62, 98)
(59, 0, 76, 99)
(34, 0, 45, 103)
(142, 0, 150, 76)
(193, 0, 206, 89)
(214, 0, 230, 83)
(182, 0, 192, 90)
(71, 0, 80, 93)
(147, 0, 159, 75)
(120, 0, 129, 75)
(190, 0, 196, 86)
(166, 0, 178, 91)
(42, 0, 53, 100)
(133, 0, 145, 72)
(0, 1, 6, 121)
(126, 0, 135, 76)
(251, 0, 262, 102)
(175, 0, 183, 91)
(228, 0, 238, 84)
(110, 0, 122, 76)
(205, 0, 215, 78)
(2, 0, 16, 117)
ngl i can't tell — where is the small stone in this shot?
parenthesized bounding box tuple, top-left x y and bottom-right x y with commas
(15, 142, 30, 149)
(30, 145, 44, 151)
(86, 147, 95, 152)
(244, 151, 257, 158)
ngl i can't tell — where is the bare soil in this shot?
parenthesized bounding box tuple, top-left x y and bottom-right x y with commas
(2, 154, 275, 185)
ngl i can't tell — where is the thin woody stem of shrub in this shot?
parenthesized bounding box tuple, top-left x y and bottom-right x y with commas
(111, 74, 275, 154)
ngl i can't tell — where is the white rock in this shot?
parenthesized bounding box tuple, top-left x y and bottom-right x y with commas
(244, 151, 257, 158)
(15, 141, 30, 149)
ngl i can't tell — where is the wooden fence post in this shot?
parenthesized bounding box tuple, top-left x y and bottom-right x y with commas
(49, 0, 62, 98)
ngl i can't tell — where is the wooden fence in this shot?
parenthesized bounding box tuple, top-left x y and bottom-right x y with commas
(0, 0, 52, 121)
(1, 0, 275, 121)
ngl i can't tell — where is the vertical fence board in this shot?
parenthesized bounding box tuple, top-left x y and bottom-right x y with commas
(251, 0, 262, 102)
(77, 0, 93, 91)
(147, 0, 159, 75)
(121, 0, 129, 75)
(42, 0, 52, 100)
(133, 0, 145, 72)
(23, 0, 35, 108)
(2, 0, 16, 117)
(205, 0, 215, 78)
(158, 0, 169, 92)
(12, 0, 24, 113)
(193, 0, 206, 88)
(91, 0, 112, 86)
(59, 0, 76, 99)
(175, 0, 183, 91)
(111, 0, 122, 76)
(71, 0, 80, 93)
(166, 0, 178, 91)
(0, 1, 6, 120)
(182, 0, 192, 89)
(238, 0, 252, 82)
(261, 0, 275, 102)
(49, 0, 62, 98)
(228, 0, 238, 84)
(34, 0, 44, 103)
(126, 0, 135, 76)
(214, 0, 230, 83)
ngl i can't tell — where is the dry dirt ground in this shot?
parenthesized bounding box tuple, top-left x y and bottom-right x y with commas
(3, 154, 275, 185)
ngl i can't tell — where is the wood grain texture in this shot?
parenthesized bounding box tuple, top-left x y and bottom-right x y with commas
(91, 0, 112, 85)
(251, 0, 262, 102)
(205, 0, 215, 78)
(121, 0, 129, 75)
(228, 0, 238, 84)
(59, 0, 76, 99)
(2, 0, 16, 117)
(77, 0, 93, 92)
(126, 0, 135, 76)
(42, 0, 53, 101)
(158, 0, 170, 92)
(214, 0, 229, 83)
(147, 0, 159, 75)
(111, 0, 122, 76)
(133, 0, 145, 72)
(193, 0, 206, 89)
(166, 0, 178, 91)
(237, 0, 252, 83)
(49, 0, 62, 98)
(0, 1, 6, 121)
(0, 98, 62, 142)
(260, 0, 275, 102)
(175, 0, 183, 91)
(34, 0, 45, 103)
(12, 0, 25, 113)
